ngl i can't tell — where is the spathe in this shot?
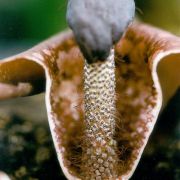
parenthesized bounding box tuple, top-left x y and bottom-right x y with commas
(0, 23, 179, 179)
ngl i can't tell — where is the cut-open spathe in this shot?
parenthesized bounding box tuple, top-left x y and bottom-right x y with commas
(0, 23, 179, 179)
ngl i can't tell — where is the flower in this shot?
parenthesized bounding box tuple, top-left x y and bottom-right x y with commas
(0, 23, 179, 179)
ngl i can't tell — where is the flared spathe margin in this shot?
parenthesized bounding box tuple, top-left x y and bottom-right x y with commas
(0, 23, 179, 179)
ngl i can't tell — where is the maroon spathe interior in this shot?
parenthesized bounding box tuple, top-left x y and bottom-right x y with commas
(49, 37, 157, 178)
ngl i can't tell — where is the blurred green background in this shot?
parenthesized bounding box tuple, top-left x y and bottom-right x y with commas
(0, 0, 67, 41)
(136, 0, 180, 34)
(0, 0, 179, 44)
(0, 0, 68, 58)
(0, 0, 180, 58)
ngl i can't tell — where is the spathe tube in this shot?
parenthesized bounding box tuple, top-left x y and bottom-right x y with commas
(0, 23, 179, 179)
